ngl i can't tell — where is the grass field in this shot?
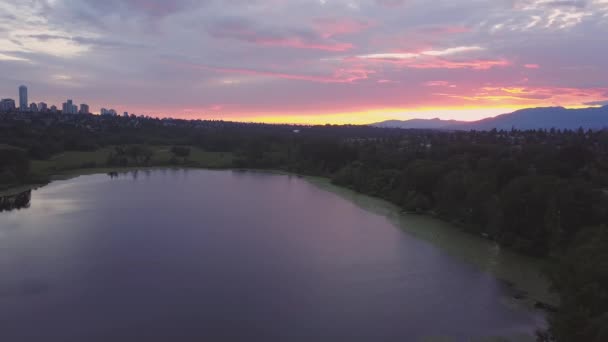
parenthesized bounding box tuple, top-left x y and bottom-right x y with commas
(30, 145, 234, 179)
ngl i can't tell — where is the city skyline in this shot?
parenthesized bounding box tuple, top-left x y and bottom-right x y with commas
(0, 84, 123, 115)
(1, 1, 608, 124)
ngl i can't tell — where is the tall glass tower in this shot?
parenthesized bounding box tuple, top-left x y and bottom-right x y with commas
(19, 85, 28, 111)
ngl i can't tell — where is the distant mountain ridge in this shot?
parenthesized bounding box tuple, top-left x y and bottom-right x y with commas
(373, 105, 608, 130)
(373, 118, 466, 129)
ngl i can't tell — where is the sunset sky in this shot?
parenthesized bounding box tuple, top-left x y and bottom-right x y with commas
(1, 0, 607, 124)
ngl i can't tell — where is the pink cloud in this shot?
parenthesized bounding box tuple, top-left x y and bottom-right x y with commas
(436, 85, 608, 106)
(417, 26, 472, 35)
(425, 80, 451, 87)
(377, 79, 399, 84)
(313, 18, 374, 38)
(208, 18, 354, 51)
(173, 62, 373, 83)
(408, 58, 511, 70)
(358, 55, 511, 70)
(255, 37, 353, 51)
(524, 64, 540, 69)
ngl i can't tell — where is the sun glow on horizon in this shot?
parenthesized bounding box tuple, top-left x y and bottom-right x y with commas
(123, 102, 607, 125)
(187, 106, 535, 125)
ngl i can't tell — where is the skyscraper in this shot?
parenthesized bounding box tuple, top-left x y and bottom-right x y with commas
(62, 99, 77, 114)
(79, 104, 89, 114)
(19, 85, 28, 111)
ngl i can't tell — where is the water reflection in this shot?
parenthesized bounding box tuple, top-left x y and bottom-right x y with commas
(107, 168, 186, 180)
(0, 190, 31, 212)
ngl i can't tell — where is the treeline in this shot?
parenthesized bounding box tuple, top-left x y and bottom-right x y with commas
(1, 114, 607, 340)
(329, 140, 606, 257)
(0, 146, 30, 190)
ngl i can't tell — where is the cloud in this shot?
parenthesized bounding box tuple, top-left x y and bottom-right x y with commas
(313, 17, 373, 38)
(66, 0, 198, 18)
(584, 100, 608, 106)
(0, 52, 29, 62)
(355, 46, 508, 70)
(172, 61, 374, 83)
(425, 81, 456, 87)
(513, 0, 586, 9)
(375, 0, 407, 7)
(437, 86, 608, 106)
(405, 58, 511, 70)
(207, 17, 354, 51)
(23, 33, 144, 49)
(357, 46, 484, 60)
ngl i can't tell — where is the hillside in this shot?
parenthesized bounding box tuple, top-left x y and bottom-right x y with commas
(373, 106, 608, 130)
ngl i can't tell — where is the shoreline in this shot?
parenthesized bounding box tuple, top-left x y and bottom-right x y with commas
(304, 175, 559, 308)
(1, 168, 305, 198)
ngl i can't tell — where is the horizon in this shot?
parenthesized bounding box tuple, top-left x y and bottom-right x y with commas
(1, 83, 606, 125)
(2, 84, 605, 125)
(1, 1, 608, 124)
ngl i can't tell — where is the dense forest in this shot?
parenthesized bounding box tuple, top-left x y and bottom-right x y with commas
(1, 112, 607, 341)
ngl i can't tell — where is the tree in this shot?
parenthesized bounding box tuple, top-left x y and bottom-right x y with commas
(0, 146, 30, 187)
(546, 226, 608, 342)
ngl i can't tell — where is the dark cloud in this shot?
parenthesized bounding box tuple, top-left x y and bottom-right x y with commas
(0, 13, 17, 21)
(543, 0, 587, 8)
(46, 0, 209, 32)
(25, 34, 66, 41)
(584, 100, 608, 106)
(207, 17, 354, 51)
(376, 0, 407, 7)
(75, 0, 197, 18)
(24, 34, 145, 49)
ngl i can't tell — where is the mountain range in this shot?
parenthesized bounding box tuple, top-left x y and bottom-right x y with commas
(373, 105, 608, 130)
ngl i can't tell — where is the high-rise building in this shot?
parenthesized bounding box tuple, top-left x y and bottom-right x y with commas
(79, 104, 89, 114)
(62, 99, 77, 114)
(29, 102, 38, 112)
(0, 98, 16, 112)
(50, 105, 58, 113)
(38, 102, 48, 112)
(19, 85, 28, 111)
(123, 112, 129, 118)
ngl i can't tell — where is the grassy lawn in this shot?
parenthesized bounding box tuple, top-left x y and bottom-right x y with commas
(30, 145, 234, 179)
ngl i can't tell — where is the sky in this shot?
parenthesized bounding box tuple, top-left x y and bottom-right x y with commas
(0, 0, 607, 124)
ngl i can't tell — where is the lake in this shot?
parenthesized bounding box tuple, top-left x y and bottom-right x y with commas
(0, 169, 548, 341)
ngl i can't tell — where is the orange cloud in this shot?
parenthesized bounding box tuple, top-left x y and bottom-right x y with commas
(402, 58, 511, 70)
(436, 85, 608, 106)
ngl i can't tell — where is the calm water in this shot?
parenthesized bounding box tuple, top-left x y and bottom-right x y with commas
(0, 170, 546, 342)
